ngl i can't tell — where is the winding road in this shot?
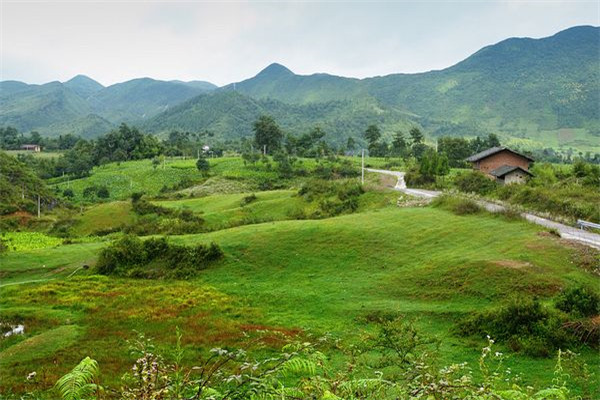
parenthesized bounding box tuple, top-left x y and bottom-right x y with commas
(365, 168, 600, 250)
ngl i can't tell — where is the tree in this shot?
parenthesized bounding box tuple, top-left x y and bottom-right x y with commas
(196, 157, 210, 175)
(364, 125, 381, 145)
(391, 131, 408, 157)
(409, 127, 424, 145)
(253, 115, 283, 154)
(346, 137, 356, 153)
(438, 137, 472, 167)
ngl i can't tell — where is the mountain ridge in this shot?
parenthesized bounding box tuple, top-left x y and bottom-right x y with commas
(1, 25, 598, 151)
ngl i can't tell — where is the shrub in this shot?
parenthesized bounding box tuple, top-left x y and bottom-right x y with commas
(96, 235, 223, 278)
(96, 186, 110, 199)
(457, 297, 576, 357)
(454, 170, 496, 195)
(63, 188, 74, 198)
(555, 286, 600, 317)
(240, 193, 258, 206)
(432, 195, 481, 215)
(299, 180, 364, 218)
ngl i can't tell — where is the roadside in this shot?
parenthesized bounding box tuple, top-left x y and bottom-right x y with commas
(365, 168, 600, 250)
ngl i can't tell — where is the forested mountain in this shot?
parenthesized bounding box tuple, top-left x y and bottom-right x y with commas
(143, 90, 416, 144)
(0, 77, 216, 137)
(63, 75, 104, 98)
(1, 26, 598, 151)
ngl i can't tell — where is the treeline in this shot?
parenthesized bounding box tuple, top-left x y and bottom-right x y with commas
(0, 127, 80, 151)
(0, 152, 54, 215)
(8, 124, 225, 179)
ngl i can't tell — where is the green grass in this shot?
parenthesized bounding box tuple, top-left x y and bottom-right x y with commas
(50, 158, 205, 201)
(1, 205, 597, 396)
(3, 150, 63, 159)
(72, 201, 135, 236)
(156, 190, 304, 230)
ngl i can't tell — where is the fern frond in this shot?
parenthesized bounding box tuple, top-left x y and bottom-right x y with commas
(55, 356, 100, 400)
(277, 358, 317, 378)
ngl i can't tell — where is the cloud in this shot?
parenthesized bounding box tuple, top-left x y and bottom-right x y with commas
(1, 1, 598, 86)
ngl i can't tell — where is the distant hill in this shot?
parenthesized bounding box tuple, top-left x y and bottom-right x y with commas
(64, 75, 104, 98)
(86, 78, 214, 122)
(0, 77, 216, 137)
(143, 90, 417, 145)
(1, 26, 598, 151)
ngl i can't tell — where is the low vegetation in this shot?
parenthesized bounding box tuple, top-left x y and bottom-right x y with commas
(96, 235, 223, 278)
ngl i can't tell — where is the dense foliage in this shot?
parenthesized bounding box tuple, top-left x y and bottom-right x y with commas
(96, 235, 223, 278)
(54, 325, 595, 400)
(0, 152, 54, 215)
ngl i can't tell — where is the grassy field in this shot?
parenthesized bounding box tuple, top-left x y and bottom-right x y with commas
(48, 156, 397, 202)
(3, 150, 63, 159)
(1, 204, 598, 396)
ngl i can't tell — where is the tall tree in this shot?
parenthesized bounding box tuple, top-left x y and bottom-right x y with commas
(364, 125, 381, 145)
(409, 127, 424, 145)
(253, 115, 283, 154)
(391, 131, 408, 157)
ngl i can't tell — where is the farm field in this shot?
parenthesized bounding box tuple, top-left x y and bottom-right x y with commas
(1, 202, 598, 396)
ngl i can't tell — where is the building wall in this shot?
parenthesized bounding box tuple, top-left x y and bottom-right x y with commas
(503, 171, 528, 185)
(475, 150, 530, 174)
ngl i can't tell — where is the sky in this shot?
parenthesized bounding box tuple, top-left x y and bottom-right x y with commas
(1, 1, 598, 87)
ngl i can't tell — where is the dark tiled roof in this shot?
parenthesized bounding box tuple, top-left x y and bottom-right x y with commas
(490, 165, 533, 178)
(466, 146, 534, 162)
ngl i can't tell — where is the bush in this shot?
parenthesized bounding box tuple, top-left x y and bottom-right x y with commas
(454, 170, 496, 195)
(299, 180, 364, 218)
(96, 186, 110, 198)
(555, 286, 600, 317)
(240, 193, 257, 206)
(63, 188, 74, 198)
(457, 297, 576, 357)
(432, 195, 481, 215)
(96, 235, 223, 278)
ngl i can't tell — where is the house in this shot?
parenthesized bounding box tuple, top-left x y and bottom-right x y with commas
(20, 144, 41, 152)
(466, 146, 534, 184)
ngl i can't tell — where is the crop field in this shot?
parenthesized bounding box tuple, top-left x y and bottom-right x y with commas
(1, 203, 598, 395)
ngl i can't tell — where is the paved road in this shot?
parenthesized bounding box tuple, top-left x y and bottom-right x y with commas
(365, 168, 600, 249)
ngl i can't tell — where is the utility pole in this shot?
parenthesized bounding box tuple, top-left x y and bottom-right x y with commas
(263, 145, 266, 156)
(37, 195, 41, 218)
(361, 148, 365, 184)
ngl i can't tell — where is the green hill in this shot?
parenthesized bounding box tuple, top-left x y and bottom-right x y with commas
(144, 90, 417, 145)
(0, 78, 216, 137)
(0, 26, 598, 151)
(87, 78, 215, 122)
(63, 75, 104, 98)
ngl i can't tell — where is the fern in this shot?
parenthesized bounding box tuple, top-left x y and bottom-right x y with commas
(55, 356, 100, 400)
(277, 357, 317, 378)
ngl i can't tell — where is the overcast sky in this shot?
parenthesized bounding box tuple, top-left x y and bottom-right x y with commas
(1, 1, 598, 87)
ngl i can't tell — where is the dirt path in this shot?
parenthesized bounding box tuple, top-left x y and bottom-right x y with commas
(365, 168, 600, 249)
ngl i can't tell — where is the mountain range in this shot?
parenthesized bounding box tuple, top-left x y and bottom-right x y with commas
(1, 25, 598, 151)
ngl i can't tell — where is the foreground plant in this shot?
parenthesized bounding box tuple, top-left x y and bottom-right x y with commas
(55, 325, 593, 400)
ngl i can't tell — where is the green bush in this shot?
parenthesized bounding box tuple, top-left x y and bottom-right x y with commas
(299, 179, 364, 218)
(96, 235, 223, 278)
(555, 286, 600, 317)
(454, 170, 497, 195)
(240, 193, 258, 206)
(457, 297, 576, 357)
(432, 195, 482, 215)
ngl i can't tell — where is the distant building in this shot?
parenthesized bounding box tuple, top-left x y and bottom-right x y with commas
(466, 146, 534, 185)
(20, 144, 41, 152)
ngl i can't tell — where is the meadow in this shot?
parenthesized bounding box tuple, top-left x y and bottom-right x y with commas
(1, 204, 598, 396)
(0, 156, 598, 399)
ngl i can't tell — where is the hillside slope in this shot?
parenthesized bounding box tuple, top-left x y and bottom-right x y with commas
(0, 26, 598, 150)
